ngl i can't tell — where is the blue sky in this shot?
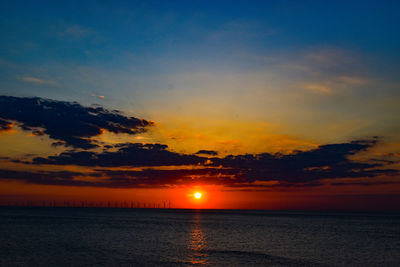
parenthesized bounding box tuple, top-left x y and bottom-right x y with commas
(2, 1, 399, 68)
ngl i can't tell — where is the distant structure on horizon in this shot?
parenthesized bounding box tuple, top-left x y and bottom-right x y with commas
(1, 200, 173, 209)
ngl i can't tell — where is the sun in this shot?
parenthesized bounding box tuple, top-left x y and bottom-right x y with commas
(194, 192, 202, 199)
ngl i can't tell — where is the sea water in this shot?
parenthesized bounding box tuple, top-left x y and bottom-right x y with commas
(0, 207, 399, 266)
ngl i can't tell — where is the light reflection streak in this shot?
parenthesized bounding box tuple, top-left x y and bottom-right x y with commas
(188, 212, 208, 265)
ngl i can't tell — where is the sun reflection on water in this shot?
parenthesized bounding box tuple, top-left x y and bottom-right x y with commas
(188, 213, 209, 265)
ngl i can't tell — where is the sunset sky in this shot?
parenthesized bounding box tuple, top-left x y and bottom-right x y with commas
(0, 1, 399, 210)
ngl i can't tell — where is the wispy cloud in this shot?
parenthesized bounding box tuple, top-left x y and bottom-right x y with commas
(19, 76, 58, 86)
(302, 83, 333, 94)
(59, 25, 92, 38)
(336, 75, 367, 85)
(91, 93, 105, 99)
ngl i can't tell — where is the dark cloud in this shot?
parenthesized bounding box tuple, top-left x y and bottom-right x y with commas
(330, 181, 400, 186)
(18, 138, 397, 188)
(0, 96, 153, 148)
(0, 118, 12, 131)
(211, 139, 392, 183)
(1, 138, 398, 188)
(0, 169, 89, 186)
(195, 150, 218, 156)
(96, 168, 238, 187)
(0, 168, 234, 188)
(32, 143, 207, 166)
(221, 182, 324, 192)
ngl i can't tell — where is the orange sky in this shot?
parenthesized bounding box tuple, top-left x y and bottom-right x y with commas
(1, 177, 399, 211)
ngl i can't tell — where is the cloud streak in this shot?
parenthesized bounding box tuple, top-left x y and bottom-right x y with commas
(33, 143, 206, 167)
(195, 150, 219, 156)
(19, 76, 58, 86)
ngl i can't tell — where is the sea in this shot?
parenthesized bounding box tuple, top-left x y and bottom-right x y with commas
(0, 207, 399, 266)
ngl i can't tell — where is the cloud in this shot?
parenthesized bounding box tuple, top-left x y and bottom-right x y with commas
(32, 143, 206, 166)
(212, 139, 396, 183)
(0, 167, 235, 188)
(302, 83, 333, 94)
(2, 137, 397, 188)
(20, 138, 398, 188)
(94, 168, 238, 188)
(0, 96, 153, 148)
(0, 118, 12, 131)
(331, 181, 400, 187)
(0, 169, 88, 186)
(90, 93, 105, 99)
(195, 150, 218, 156)
(59, 25, 92, 39)
(336, 76, 367, 85)
(19, 76, 58, 86)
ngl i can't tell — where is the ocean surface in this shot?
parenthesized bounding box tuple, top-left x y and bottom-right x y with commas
(0, 208, 399, 266)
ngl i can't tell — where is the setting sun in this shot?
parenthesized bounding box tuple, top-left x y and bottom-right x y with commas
(194, 192, 202, 199)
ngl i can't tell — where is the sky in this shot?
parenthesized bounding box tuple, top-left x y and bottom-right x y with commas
(0, 0, 399, 210)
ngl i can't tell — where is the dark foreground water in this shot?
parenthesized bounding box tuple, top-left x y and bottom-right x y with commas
(0, 208, 399, 266)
